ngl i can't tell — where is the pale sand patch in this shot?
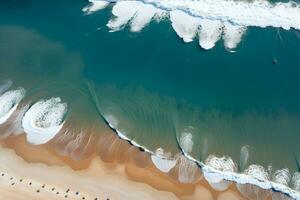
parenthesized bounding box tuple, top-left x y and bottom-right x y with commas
(181, 185, 214, 200)
(0, 147, 179, 200)
(217, 190, 246, 200)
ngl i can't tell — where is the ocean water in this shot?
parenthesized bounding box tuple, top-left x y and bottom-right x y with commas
(1, 0, 300, 197)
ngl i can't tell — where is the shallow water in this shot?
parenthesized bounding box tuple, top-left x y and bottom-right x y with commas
(1, 0, 300, 196)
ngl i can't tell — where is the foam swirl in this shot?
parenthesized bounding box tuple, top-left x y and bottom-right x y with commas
(22, 97, 67, 145)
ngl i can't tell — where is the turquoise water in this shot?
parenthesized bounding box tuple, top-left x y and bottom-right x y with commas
(1, 0, 300, 177)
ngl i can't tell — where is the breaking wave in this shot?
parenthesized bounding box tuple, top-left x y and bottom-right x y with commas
(1, 80, 300, 199)
(83, 0, 300, 50)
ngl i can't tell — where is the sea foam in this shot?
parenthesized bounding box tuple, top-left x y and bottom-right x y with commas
(22, 97, 67, 145)
(151, 148, 177, 173)
(107, 1, 165, 32)
(83, 0, 109, 14)
(84, 0, 300, 50)
(203, 155, 236, 191)
(0, 88, 26, 125)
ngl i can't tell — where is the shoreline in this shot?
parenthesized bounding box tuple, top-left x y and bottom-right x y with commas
(0, 135, 246, 200)
(0, 133, 289, 200)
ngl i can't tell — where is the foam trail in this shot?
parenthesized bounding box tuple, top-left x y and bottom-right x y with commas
(223, 22, 246, 51)
(0, 88, 26, 125)
(83, 0, 109, 14)
(203, 155, 236, 191)
(22, 97, 67, 145)
(0, 80, 13, 94)
(151, 148, 177, 173)
(179, 128, 194, 154)
(239, 145, 250, 172)
(54, 129, 96, 160)
(170, 10, 201, 43)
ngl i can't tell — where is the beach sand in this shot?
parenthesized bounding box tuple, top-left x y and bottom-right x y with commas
(0, 135, 255, 200)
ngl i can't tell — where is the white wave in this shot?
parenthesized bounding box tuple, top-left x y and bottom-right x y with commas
(223, 22, 246, 51)
(198, 19, 223, 50)
(129, 2, 165, 32)
(107, 1, 165, 32)
(292, 172, 300, 191)
(179, 127, 194, 154)
(83, 0, 109, 14)
(273, 169, 292, 186)
(22, 97, 67, 145)
(143, 0, 300, 30)
(85, 0, 300, 50)
(0, 88, 25, 125)
(151, 148, 177, 173)
(0, 80, 13, 94)
(203, 155, 236, 191)
(170, 10, 201, 43)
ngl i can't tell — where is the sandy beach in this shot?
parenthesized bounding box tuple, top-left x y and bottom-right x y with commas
(0, 134, 253, 200)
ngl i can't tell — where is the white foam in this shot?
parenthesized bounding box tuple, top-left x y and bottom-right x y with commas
(170, 10, 201, 43)
(130, 3, 165, 32)
(22, 97, 67, 145)
(198, 19, 223, 50)
(85, 0, 300, 51)
(292, 172, 300, 191)
(223, 22, 246, 51)
(107, 1, 165, 32)
(203, 155, 236, 191)
(151, 148, 177, 173)
(83, 0, 109, 14)
(179, 128, 194, 154)
(143, 0, 300, 30)
(0, 88, 25, 125)
(244, 164, 270, 181)
(273, 169, 292, 186)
